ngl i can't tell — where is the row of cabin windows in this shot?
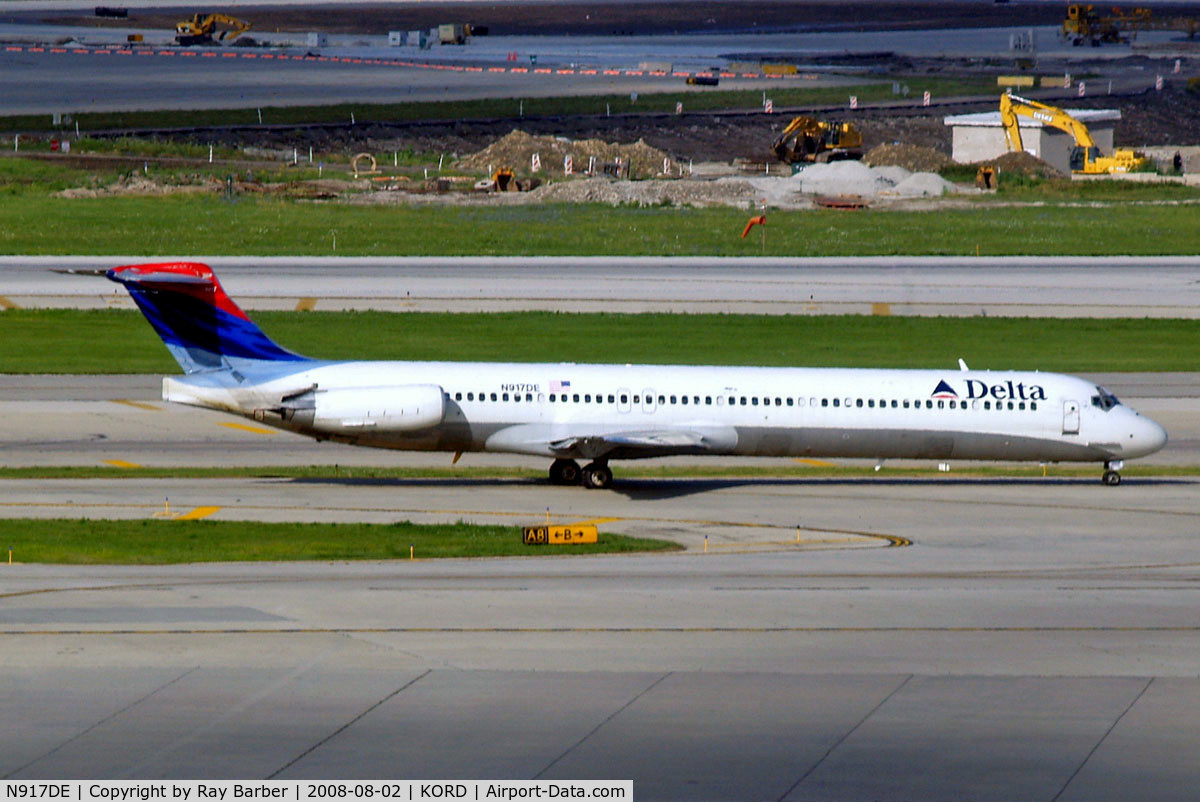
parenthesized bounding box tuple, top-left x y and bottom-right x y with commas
(450, 391, 1038, 412)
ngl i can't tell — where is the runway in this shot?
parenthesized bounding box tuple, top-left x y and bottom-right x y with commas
(6, 255, 1200, 316)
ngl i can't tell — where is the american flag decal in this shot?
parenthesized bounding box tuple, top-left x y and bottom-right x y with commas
(550, 379, 571, 392)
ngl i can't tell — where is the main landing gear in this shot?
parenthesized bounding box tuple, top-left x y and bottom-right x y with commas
(1102, 459, 1124, 486)
(548, 458, 612, 489)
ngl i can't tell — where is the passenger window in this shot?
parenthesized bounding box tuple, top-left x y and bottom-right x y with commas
(925, 400, 932, 409)
(833, 399, 840, 407)
(1007, 401, 1014, 410)
(1019, 402, 1025, 410)
(775, 398, 782, 406)
(467, 392, 474, 401)
(694, 396, 700, 405)
(821, 398, 828, 407)
(633, 395, 640, 403)
(1031, 402, 1037, 411)
(983, 401, 990, 410)
(527, 393, 533, 402)
(706, 396, 713, 405)
(740, 397, 747, 406)
(856, 399, 864, 408)
(670, 395, 677, 404)
(659, 395, 666, 404)
(454, 392, 462, 401)
(490, 392, 497, 401)
(503, 393, 510, 401)
(949, 400, 956, 409)
(572, 394, 580, 402)
(549, 394, 556, 402)
(902, 400, 909, 408)
(751, 398, 759, 406)
(809, 397, 816, 406)
(787, 398, 794, 406)
(681, 396, 688, 405)
(514, 394, 521, 403)
(584, 394, 591, 402)
(868, 399, 875, 408)
(937, 400, 944, 409)
(608, 395, 615, 403)
(620, 394, 628, 403)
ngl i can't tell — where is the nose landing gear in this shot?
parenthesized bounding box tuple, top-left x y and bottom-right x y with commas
(1102, 459, 1124, 486)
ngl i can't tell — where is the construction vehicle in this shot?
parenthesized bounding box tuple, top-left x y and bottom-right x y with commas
(175, 13, 251, 46)
(1062, 4, 1198, 46)
(771, 116, 863, 164)
(999, 93, 1149, 174)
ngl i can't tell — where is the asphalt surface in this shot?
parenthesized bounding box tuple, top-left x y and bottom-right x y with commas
(6, 255, 1200, 316)
(3, 483, 1199, 796)
(2, 367, 1199, 795)
(0, 18, 1190, 114)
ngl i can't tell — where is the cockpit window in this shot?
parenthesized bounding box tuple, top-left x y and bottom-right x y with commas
(1091, 386, 1121, 411)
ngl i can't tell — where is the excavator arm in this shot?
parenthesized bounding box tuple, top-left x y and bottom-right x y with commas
(997, 93, 1146, 174)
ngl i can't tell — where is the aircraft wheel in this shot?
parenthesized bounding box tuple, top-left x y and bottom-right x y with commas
(549, 459, 581, 485)
(1102, 470, 1121, 486)
(582, 462, 613, 490)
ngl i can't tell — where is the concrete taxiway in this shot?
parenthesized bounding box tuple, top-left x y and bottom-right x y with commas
(0, 373, 1197, 468)
(2, 372, 1199, 795)
(2, 486, 1199, 796)
(5, 255, 1200, 316)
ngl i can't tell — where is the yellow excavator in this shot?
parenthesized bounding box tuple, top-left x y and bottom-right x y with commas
(998, 93, 1148, 174)
(772, 116, 863, 164)
(175, 13, 251, 46)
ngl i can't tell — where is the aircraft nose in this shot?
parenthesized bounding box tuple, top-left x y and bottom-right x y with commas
(1126, 414, 1168, 458)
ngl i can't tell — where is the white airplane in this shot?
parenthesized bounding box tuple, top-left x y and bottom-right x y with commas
(108, 261, 1167, 488)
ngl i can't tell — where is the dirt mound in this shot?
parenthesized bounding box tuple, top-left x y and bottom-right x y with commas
(988, 151, 1066, 179)
(456, 130, 672, 179)
(863, 143, 954, 172)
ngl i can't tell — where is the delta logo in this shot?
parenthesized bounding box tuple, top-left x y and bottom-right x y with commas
(931, 379, 1047, 401)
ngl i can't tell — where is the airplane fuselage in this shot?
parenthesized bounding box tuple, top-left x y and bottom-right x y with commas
(165, 360, 1166, 466)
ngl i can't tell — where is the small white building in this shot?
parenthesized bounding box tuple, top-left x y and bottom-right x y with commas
(944, 108, 1120, 174)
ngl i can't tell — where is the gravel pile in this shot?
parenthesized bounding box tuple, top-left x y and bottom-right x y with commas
(989, 151, 1066, 178)
(864, 143, 955, 171)
(529, 176, 760, 207)
(456, 130, 672, 179)
(892, 172, 959, 197)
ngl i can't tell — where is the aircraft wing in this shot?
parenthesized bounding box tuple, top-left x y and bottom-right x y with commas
(485, 424, 737, 460)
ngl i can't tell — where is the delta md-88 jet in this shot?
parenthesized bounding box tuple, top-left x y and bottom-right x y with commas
(109, 262, 1167, 488)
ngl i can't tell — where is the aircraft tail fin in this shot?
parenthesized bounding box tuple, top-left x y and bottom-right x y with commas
(107, 262, 310, 374)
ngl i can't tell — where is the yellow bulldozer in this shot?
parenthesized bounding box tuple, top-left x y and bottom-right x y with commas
(771, 116, 863, 164)
(175, 13, 251, 46)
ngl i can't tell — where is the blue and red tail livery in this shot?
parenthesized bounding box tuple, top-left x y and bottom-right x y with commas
(107, 262, 309, 374)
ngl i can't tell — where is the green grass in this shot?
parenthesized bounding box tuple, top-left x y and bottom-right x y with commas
(2, 310, 1199, 373)
(0, 77, 998, 134)
(0, 518, 678, 564)
(2, 196, 1200, 256)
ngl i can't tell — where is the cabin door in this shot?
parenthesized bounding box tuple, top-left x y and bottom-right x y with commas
(1062, 400, 1080, 435)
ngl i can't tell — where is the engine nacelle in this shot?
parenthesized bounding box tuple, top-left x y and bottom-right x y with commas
(279, 384, 445, 434)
